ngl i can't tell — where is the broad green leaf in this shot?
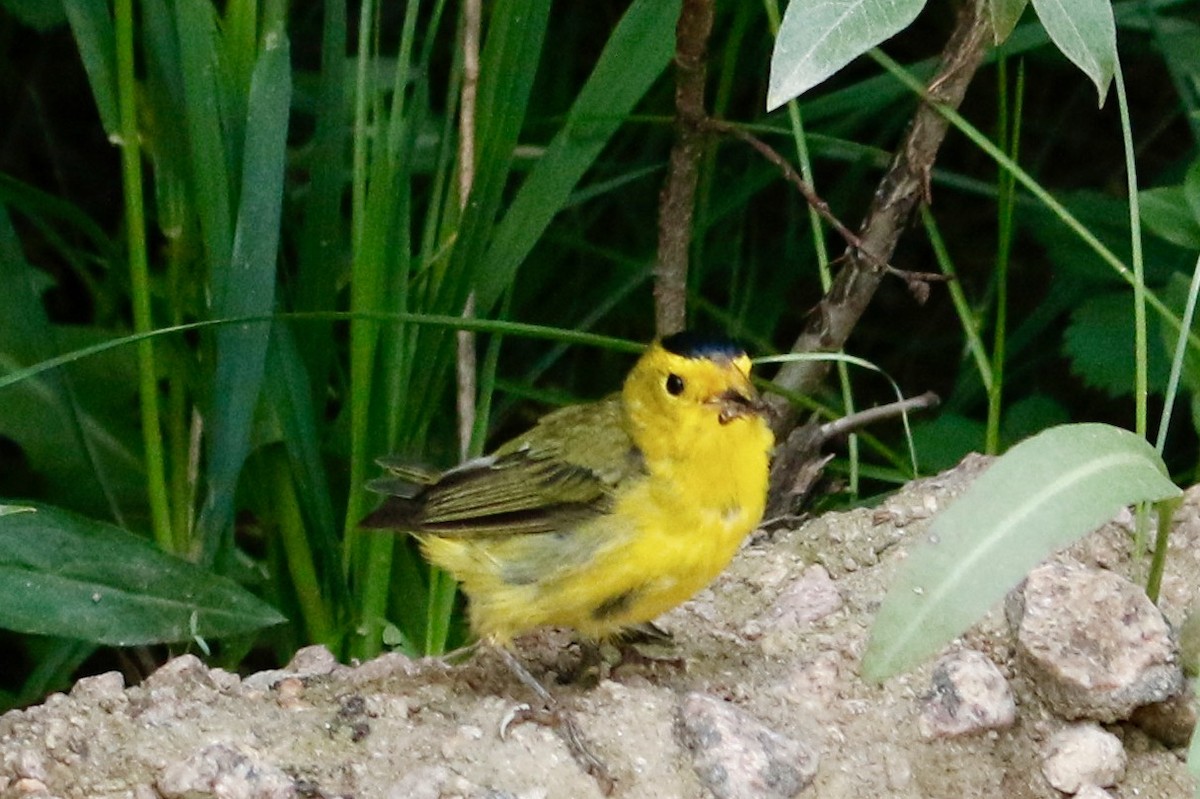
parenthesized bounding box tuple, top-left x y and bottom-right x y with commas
(1000, 394, 1070, 445)
(0, 206, 142, 521)
(0, 504, 285, 645)
(1158, 271, 1200, 402)
(1030, 0, 1116, 106)
(989, 0, 1030, 43)
(1063, 292, 1170, 398)
(1027, 190, 1187, 287)
(1184, 157, 1200, 225)
(2, 0, 66, 30)
(1140, 186, 1200, 250)
(767, 0, 927, 110)
(863, 423, 1181, 682)
(910, 413, 987, 473)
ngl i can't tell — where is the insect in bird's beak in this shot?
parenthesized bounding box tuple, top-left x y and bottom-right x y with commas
(713, 387, 767, 425)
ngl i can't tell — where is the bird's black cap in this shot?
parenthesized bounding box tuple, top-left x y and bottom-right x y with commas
(659, 331, 746, 360)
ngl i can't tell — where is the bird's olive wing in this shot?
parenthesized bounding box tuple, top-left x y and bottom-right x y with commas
(363, 396, 645, 537)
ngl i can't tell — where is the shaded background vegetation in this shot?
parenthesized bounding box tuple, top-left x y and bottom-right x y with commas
(0, 0, 1197, 708)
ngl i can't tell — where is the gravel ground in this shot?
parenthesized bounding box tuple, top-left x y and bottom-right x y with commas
(1, 456, 1196, 798)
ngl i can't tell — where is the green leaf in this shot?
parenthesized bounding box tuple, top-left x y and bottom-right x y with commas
(1030, 0, 1116, 106)
(2, 0, 66, 30)
(910, 413, 987, 473)
(1158, 271, 1200, 401)
(1140, 186, 1200, 250)
(0, 206, 142, 520)
(862, 423, 1181, 682)
(0, 504, 285, 645)
(988, 0, 1030, 43)
(1063, 292, 1170, 398)
(195, 32, 292, 562)
(1000, 394, 1070, 445)
(1184, 157, 1200, 225)
(767, 0, 928, 110)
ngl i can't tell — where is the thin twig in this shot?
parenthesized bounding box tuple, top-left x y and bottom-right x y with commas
(707, 119, 958, 295)
(705, 118, 889, 273)
(816, 391, 940, 442)
(654, 0, 715, 335)
(772, 0, 992, 400)
(456, 0, 481, 460)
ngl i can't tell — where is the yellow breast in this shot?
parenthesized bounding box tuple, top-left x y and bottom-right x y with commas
(423, 409, 773, 643)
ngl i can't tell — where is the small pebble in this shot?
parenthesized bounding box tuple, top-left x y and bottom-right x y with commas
(676, 692, 818, 799)
(12, 777, 48, 795)
(68, 672, 124, 704)
(156, 742, 294, 799)
(918, 649, 1015, 739)
(1040, 723, 1126, 794)
(275, 677, 307, 709)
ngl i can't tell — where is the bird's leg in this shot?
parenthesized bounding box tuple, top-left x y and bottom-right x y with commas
(552, 639, 605, 687)
(610, 623, 685, 678)
(495, 647, 615, 795)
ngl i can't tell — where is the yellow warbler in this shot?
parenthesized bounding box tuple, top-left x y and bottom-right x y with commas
(361, 332, 774, 644)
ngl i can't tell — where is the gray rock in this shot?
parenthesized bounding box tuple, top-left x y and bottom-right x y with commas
(918, 649, 1016, 739)
(1074, 786, 1115, 799)
(1040, 723, 1126, 794)
(242, 644, 340, 691)
(156, 743, 295, 799)
(1009, 561, 1183, 721)
(1129, 688, 1198, 748)
(676, 692, 818, 799)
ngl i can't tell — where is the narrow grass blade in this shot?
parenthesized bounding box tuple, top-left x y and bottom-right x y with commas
(863, 423, 1181, 682)
(265, 325, 347, 615)
(62, 0, 119, 135)
(0, 503, 285, 645)
(477, 0, 680, 310)
(195, 32, 292, 561)
(175, 0, 233, 268)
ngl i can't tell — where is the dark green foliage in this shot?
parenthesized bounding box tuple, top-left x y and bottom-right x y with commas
(0, 0, 1197, 709)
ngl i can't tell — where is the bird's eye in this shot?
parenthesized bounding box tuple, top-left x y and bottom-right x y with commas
(665, 373, 685, 396)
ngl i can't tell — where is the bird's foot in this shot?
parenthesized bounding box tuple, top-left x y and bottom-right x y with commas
(495, 648, 615, 795)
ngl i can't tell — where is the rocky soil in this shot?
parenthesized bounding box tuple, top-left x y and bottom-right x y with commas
(1, 455, 1198, 799)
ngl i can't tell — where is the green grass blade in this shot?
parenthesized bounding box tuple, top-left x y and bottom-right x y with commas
(115, 0, 171, 548)
(294, 0, 348, 390)
(863, 423, 1181, 682)
(265, 325, 347, 619)
(175, 0, 233, 270)
(477, 0, 680, 310)
(13, 639, 95, 712)
(195, 32, 292, 562)
(62, 0, 119, 136)
(0, 503, 286, 646)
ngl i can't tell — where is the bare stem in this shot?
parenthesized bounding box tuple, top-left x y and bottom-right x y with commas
(456, 0, 481, 460)
(772, 0, 991, 398)
(654, 0, 715, 336)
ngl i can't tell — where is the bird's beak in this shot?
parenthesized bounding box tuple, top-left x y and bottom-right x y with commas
(713, 384, 767, 425)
